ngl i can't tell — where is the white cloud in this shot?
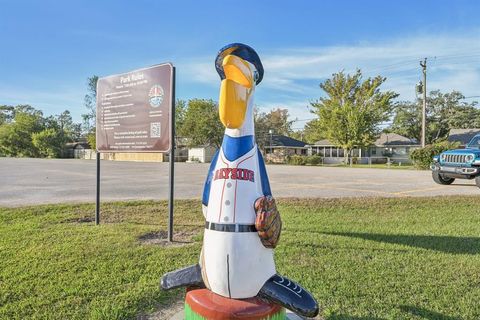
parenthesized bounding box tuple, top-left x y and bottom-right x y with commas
(261, 33, 480, 97)
(180, 31, 480, 126)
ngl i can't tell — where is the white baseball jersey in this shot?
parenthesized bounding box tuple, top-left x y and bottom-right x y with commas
(201, 145, 276, 298)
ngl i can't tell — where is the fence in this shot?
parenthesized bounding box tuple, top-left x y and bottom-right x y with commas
(346, 156, 411, 167)
(272, 155, 412, 167)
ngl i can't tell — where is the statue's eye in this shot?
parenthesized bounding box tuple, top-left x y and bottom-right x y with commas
(253, 71, 259, 82)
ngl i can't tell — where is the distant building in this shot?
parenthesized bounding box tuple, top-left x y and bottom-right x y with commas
(448, 128, 480, 147)
(264, 135, 308, 163)
(188, 145, 217, 163)
(66, 137, 188, 162)
(309, 133, 420, 164)
(369, 133, 420, 161)
(65, 141, 92, 159)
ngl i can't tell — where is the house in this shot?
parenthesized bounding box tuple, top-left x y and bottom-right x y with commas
(308, 133, 420, 164)
(448, 128, 480, 147)
(368, 133, 420, 163)
(309, 139, 357, 160)
(264, 135, 308, 163)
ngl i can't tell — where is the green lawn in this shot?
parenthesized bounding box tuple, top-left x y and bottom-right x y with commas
(1, 197, 480, 319)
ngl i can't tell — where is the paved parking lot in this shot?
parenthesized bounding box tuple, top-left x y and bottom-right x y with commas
(0, 158, 478, 207)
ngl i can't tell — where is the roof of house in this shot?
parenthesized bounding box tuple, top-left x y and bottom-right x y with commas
(312, 133, 419, 147)
(65, 141, 91, 149)
(267, 135, 307, 148)
(374, 133, 418, 146)
(448, 128, 480, 145)
(313, 139, 333, 146)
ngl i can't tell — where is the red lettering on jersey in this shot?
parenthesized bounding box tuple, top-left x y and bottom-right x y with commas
(237, 168, 243, 180)
(213, 167, 254, 182)
(248, 170, 254, 182)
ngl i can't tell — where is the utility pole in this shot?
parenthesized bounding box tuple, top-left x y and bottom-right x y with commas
(420, 58, 427, 147)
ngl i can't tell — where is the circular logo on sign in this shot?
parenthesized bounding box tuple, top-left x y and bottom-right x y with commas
(148, 84, 164, 107)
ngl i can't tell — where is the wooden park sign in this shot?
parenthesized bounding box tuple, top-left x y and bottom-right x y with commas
(96, 63, 174, 153)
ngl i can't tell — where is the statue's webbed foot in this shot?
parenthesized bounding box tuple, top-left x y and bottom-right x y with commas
(161, 264, 204, 290)
(258, 274, 319, 318)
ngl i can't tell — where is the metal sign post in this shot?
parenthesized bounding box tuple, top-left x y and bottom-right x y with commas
(168, 67, 176, 242)
(95, 63, 175, 239)
(95, 151, 100, 225)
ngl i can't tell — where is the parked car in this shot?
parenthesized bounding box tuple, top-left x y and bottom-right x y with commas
(431, 134, 480, 187)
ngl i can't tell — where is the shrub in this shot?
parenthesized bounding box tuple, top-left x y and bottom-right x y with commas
(287, 155, 306, 165)
(305, 155, 322, 165)
(409, 141, 460, 169)
(86, 129, 96, 150)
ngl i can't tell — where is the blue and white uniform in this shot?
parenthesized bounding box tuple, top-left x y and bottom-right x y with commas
(200, 136, 275, 298)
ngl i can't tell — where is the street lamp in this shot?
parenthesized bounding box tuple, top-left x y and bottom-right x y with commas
(269, 129, 273, 155)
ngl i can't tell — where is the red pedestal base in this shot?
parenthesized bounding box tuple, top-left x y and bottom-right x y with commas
(185, 288, 285, 320)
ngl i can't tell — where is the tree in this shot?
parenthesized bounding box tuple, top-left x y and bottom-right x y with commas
(255, 108, 294, 136)
(388, 101, 421, 141)
(289, 119, 326, 144)
(42, 110, 80, 156)
(0, 105, 15, 125)
(311, 70, 397, 162)
(175, 99, 187, 134)
(255, 108, 294, 150)
(56, 110, 82, 141)
(302, 119, 324, 144)
(0, 105, 82, 158)
(81, 75, 99, 133)
(389, 90, 480, 144)
(179, 99, 224, 148)
(80, 76, 99, 150)
(0, 106, 44, 157)
(428, 90, 480, 141)
(32, 128, 65, 158)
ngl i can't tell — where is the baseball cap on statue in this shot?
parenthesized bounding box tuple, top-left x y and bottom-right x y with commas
(215, 43, 264, 85)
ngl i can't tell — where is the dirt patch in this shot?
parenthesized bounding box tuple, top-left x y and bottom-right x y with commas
(62, 216, 95, 223)
(138, 230, 197, 247)
(139, 299, 184, 320)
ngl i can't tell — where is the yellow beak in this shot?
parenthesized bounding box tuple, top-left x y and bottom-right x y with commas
(219, 55, 255, 129)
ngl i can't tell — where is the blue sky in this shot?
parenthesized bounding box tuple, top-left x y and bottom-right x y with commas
(1, 0, 479, 129)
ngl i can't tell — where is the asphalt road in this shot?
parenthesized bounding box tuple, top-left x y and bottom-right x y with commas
(0, 158, 478, 207)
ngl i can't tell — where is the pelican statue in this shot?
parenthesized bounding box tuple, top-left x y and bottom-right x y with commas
(161, 43, 319, 318)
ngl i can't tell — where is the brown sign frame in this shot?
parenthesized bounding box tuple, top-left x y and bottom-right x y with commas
(96, 63, 174, 153)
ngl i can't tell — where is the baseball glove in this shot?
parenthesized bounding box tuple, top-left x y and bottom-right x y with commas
(254, 195, 282, 248)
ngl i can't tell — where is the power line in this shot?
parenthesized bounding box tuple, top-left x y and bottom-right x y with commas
(429, 51, 480, 60)
(356, 51, 480, 76)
